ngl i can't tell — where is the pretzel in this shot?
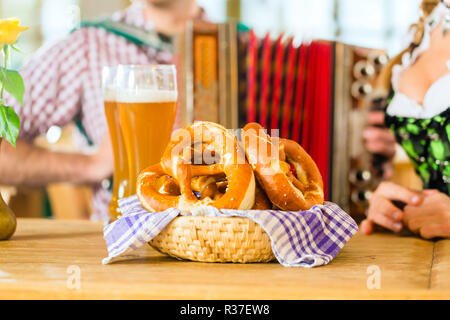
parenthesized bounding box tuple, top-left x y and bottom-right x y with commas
(241, 122, 324, 211)
(252, 182, 272, 210)
(137, 121, 255, 212)
(158, 175, 220, 199)
(157, 176, 180, 195)
(213, 179, 271, 210)
(190, 176, 221, 200)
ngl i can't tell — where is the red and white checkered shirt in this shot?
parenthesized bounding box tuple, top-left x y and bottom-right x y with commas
(7, 3, 176, 221)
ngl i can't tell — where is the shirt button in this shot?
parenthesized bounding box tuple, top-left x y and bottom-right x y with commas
(400, 131, 409, 139)
(428, 133, 439, 141)
(101, 179, 111, 190)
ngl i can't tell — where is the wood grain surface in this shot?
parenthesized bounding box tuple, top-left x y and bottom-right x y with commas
(0, 218, 449, 299)
(430, 240, 450, 291)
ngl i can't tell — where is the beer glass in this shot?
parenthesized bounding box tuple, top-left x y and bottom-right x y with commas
(116, 65, 178, 193)
(102, 66, 131, 218)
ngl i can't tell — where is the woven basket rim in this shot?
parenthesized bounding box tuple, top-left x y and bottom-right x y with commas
(171, 215, 249, 221)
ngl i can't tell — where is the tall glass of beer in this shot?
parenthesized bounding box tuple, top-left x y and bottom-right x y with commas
(116, 65, 178, 193)
(102, 66, 131, 218)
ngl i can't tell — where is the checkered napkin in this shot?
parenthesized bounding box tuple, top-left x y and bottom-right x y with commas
(102, 195, 358, 267)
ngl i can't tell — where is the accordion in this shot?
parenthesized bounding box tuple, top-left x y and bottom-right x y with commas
(175, 21, 388, 221)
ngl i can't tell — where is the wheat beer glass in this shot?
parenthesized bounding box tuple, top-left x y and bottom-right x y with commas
(116, 65, 178, 194)
(102, 66, 131, 218)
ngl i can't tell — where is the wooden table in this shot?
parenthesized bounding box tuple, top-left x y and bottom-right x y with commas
(0, 218, 449, 299)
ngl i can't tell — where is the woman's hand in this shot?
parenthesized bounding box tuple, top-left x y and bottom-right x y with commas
(364, 111, 396, 158)
(363, 111, 397, 178)
(360, 181, 422, 234)
(403, 190, 450, 239)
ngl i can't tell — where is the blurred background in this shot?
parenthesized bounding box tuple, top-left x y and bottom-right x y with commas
(0, 0, 422, 219)
(3, 0, 421, 68)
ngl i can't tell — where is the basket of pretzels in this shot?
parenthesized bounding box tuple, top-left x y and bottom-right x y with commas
(135, 121, 324, 263)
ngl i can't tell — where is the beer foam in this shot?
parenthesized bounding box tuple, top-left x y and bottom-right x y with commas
(116, 89, 178, 103)
(103, 87, 116, 101)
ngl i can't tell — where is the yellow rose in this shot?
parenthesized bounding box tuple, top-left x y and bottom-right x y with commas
(0, 18, 28, 45)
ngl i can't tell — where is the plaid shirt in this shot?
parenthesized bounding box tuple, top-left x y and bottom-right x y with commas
(7, 2, 176, 221)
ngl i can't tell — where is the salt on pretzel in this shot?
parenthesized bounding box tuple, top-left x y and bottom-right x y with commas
(241, 122, 324, 211)
(137, 121, 255, 212)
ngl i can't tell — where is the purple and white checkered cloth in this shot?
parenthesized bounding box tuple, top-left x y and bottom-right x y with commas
(102, 195, 358, 267)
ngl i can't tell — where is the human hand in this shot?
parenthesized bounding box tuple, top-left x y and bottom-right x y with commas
(364, 111, 396, 158)
(87, 134, 114, 184)
(403, 190, 450, 239)
(360, 181, 422, 235)
(363, 111, 396, 178)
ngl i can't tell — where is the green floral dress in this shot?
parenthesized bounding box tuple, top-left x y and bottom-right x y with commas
(385, 107, 450, 195)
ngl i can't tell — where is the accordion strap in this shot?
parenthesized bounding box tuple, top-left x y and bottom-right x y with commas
(76, 18, 173, 52)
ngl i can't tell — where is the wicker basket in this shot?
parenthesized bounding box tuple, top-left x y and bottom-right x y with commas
(149, 216, 276, 263)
